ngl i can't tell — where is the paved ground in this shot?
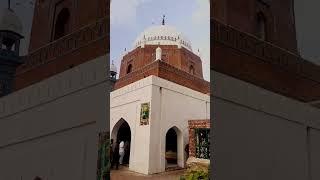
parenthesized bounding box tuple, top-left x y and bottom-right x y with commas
(110, 166, 185, 180)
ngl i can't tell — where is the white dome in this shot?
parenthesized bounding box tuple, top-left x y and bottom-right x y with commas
(110, 62, 117, 73)
(133, 24, 192, 52)
(0, 8, 23, 35)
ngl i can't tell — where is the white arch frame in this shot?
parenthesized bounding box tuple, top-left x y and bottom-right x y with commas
(164, 126, 184, 169)
(111, 118, 132, 166)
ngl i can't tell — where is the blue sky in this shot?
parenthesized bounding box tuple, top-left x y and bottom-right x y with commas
(110, 0, 210, 81)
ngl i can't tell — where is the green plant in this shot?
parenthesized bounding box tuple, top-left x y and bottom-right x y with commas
(180, 166, 209, 180)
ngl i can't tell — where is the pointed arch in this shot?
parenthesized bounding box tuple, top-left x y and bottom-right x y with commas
(256, 12, 268, 41)
(165, 126, 184, 169)
(54, 8, 70, 40)
(111, 118, 132, 165)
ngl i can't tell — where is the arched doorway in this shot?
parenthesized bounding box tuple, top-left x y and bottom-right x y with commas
(111, 119, 131, 166)
(117, 121, 131, 165)
(165, 127, 178, 168)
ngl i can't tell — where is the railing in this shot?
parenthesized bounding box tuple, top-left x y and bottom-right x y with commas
(17, 17, 109, 75)
(195, 128, 210, 159)
(212, 18, 320, 84)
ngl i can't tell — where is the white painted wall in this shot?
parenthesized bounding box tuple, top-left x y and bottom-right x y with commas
(110, 75, 210, 174)
(213, 70, 320, 180)
(110, 77, 153, 174)
(0, 55, 109, 180)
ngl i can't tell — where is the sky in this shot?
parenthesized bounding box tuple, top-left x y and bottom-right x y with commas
(0, 0, 319, 73)
(0, 0, 35, 56)
(294, 0, 320, 65)
(110, 0, 211, 81)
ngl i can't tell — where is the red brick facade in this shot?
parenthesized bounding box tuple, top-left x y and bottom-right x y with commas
(212, 0, 297, 53)
(212, 19, 320, 103)
(28, 0, 108, 52)
(114, 60, 210, 94)
(188, 120, 210, 158)
(119, 45, 204, 79)
(212, 0, 320, 103)
(13, 0, 109, 90)
(115, 43, 209, 94)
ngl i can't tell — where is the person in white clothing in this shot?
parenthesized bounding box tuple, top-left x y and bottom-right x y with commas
(119, 140, 125, 165)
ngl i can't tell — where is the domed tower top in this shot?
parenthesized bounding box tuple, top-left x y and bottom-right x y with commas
(110, 60, 117, 80)
(0, 2, 24, 55)
(133, 18, 192, 52)
(118, 18, 204, 81)
(114, 17, 209, 94)
(0, 2, 23, 37)
(0, 2, 24, 97)
(0, 9, 23, 36)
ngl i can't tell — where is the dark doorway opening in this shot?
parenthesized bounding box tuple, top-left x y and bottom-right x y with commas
(166, 128, 178, 165)
(117, 121, 131, 165)
(54, 8, 70, 40)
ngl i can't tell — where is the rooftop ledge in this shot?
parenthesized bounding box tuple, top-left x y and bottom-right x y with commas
(212, 18, 320, 102)
(16, 17, 109, 75)
(114, 60, 210, 95)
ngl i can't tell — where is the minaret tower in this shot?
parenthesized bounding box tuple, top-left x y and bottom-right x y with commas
(110, 60, 117, 80)
(0, 1, 24, 96)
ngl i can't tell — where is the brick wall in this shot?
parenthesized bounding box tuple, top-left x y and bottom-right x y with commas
(119, 45, 203, 79)
(212, 19, 320, 102)
(188, 120, 210, 158)
(114, 60, 210, 94)
(29, 0, 108, 52)
(212, 0, 297, 53)
(13, 0, 109, 90)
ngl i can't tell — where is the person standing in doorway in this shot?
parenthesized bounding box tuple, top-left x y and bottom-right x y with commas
(119, 140, 125, 165)
(124, 140, 130, 164)
(111, 140, 120, 170)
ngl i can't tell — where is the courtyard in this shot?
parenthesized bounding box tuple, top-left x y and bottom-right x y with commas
(110, 166, 186, 180)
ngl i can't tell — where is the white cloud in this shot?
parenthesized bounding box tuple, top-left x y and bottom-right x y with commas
(111, 0, 152, 27)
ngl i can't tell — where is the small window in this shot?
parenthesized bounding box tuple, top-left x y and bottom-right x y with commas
(54, 8, 70, 40)
(127, 64, 132, 74)
(256, 12, 267, 41)
(189, 65, 195, 75)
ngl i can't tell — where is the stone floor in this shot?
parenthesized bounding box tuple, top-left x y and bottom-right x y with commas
(110, 165, 186, 180)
